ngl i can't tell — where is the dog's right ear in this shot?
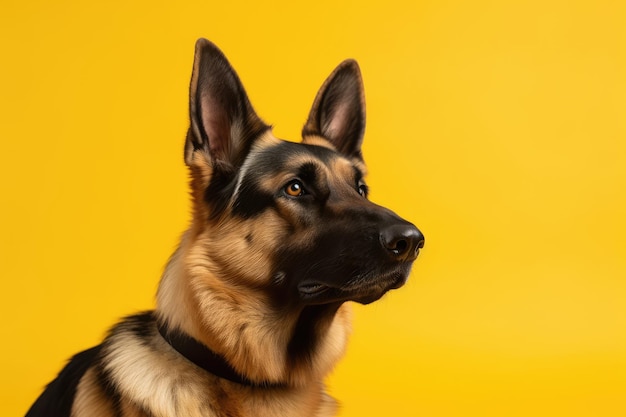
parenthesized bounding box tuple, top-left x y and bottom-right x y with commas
(185, 39, 268, 169)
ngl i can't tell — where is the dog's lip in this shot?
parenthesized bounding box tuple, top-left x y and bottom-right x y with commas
(298, 282, 330, 296)
(297, 267, 410, 302)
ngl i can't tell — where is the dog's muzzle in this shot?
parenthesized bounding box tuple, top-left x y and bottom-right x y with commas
(294, 218, 425, 305)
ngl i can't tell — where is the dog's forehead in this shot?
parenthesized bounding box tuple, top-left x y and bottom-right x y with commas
(251, 140, 343, 173)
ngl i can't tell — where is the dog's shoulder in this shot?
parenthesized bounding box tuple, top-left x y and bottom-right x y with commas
(26, 345, 102, 417)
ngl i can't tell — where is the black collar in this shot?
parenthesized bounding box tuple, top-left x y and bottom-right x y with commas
(157, 322, 283, 388)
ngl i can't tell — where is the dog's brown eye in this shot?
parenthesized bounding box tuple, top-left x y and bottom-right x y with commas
(358, 183, 368, 197)
(285, 180, 305, 197)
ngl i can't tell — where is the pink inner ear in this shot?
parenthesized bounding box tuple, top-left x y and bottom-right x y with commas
(201, 93, 231, 159)
(324, 101, 350, 144)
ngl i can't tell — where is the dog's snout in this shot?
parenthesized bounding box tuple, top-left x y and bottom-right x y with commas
(379, 224, 424, 262)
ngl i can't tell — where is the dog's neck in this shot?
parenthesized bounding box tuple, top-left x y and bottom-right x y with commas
(156, 320, 286, 388)
(155, 234, 352, 388)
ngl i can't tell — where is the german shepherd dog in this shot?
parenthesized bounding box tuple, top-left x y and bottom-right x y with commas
(27, 39, 424, 417)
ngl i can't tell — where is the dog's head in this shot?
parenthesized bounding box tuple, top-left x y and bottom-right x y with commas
(184, 39, 424, 307)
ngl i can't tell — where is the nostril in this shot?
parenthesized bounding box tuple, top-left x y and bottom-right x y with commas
(393, 239, 408, 255)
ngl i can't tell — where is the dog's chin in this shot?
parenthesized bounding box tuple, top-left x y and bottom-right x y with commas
(298, 267, 410, 305)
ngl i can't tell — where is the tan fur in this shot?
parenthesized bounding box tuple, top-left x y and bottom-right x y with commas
(301, 135, 337, 150)
(303, 134, 368, 177)
(72, 369, 117, 417)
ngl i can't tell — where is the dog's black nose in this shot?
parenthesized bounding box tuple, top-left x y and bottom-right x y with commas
(380, 224, 424, 262)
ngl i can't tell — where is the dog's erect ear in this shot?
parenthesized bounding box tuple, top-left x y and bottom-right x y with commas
(303, 60, 366, 160)
(185, 39, 268, 167)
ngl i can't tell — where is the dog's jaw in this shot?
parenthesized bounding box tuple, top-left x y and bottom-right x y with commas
(156, 232, 353, 389)
(296, 261, 414, 305)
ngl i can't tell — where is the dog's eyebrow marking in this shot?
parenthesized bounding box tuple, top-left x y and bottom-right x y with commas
(301, 135, 336, 150)
(329, 157, 363, 183)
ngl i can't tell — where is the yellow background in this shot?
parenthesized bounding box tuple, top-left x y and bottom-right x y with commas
(2, 0, 625, 415)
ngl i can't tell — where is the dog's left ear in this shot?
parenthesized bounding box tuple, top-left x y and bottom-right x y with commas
(185, 39, 268, 169)
(303, 60, 366, 160)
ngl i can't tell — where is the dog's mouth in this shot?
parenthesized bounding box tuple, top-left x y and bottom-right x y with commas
(297, 265, 411, 305)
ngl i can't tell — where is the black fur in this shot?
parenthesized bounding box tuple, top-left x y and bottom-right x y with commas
(287, 303, 343, 366)
(232, 181, 275, 219)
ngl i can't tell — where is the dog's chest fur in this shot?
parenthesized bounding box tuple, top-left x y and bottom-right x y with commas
(65, 312, 340, 417)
